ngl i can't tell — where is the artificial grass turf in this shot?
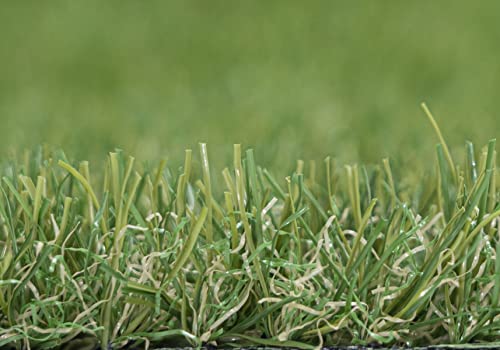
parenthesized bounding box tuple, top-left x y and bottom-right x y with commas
(1, 113, 500, 349)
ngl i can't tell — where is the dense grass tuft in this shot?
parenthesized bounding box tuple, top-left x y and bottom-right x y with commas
(1, 126, 500, 348)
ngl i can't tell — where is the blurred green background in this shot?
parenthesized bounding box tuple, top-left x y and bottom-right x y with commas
(1, 1, 499, 170)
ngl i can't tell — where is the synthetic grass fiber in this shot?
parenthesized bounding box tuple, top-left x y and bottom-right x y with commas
(1, 111, 500, 349)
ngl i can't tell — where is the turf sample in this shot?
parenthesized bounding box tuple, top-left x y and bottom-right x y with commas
(1, 133, 500, 349)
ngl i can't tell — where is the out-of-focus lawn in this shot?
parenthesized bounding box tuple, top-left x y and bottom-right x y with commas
(1, 1, 499, 170)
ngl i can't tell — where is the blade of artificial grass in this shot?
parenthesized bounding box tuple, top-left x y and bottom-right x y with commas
(175, 173, 186, 221)
(0, 185, 17, 254)
(19, 175, 36, 200)
(0, 251, 13, 313)
(120, 156, 135, 205)
(195, 181, 225, 224)
(153, 158, 168, 193)
(479, 140, 496, 215)
(4, 230, 36, 281)
(32, 176, 45, 226)
(129, 203, 156, 248)
(246, 149, 263, 245)
(166, 206, 208, 282)
(346, 198, 377, 269)
(58, 160, 108, 234)
(361, 165, 372, 205)
(493, 240, 500, 307)
(199, 143, 213, 261)
(2, 176, 33, 221)
(453, 206, 500, 256)
(346, 164, 362, 229)
(280, 206, 309, 229)
(109, 152, 122, 210)
(234, 145, 269, 295)
(263, 168, 287, 200)
(224, 192, 238, 248)
(422, 102, 457, 182)
(80, 160, 97, 225)
(56, 197, 73, 243)
(222, 168, 236, 199)
(111, 173, 141, 269)
(303, 186, 328, 220)
(437, 144, 453, 220)
(285, 176, 303, 263)
(348, 215, 384, 280)
(118, 173, 142, 231)
(58, 160, 99, 209)
(465, 141, 478, 187)
(382, 158, 397, 211)
(324, 156, 335, 211)
(83, 192, 108, 284)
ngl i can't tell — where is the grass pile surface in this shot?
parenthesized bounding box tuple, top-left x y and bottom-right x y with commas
(1, 114, 500, 349)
